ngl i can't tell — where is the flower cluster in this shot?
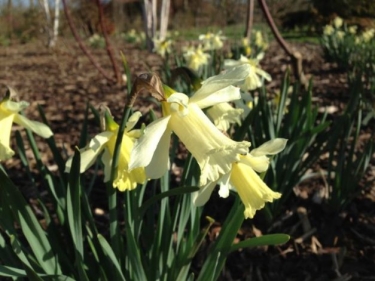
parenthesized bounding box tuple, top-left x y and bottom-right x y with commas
(2, 62, 285, 220)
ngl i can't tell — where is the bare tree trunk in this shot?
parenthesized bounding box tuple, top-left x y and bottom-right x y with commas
(39, 0, 53, 45)
(159, 0, 170, 40)
(142, 0, 157, 51)
(49, 0, 60, 47)
(244, 0, 254, 40)
(7, 0, 13, 39)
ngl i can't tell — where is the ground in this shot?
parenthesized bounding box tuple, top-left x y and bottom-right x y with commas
(0, 38, 374, 281)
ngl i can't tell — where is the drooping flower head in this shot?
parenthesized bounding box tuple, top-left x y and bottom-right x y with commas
(129, 65, 253, 186)
(224, 54, 271, 91)
(0, 87, 53, 161)
(65, 107, 146, 191)
(193, 138, 287, 219)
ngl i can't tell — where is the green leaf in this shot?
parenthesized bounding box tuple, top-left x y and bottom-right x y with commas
(97, 235, 126, 281)
(230, 234, 290, 253)
(0, 169, 62, 275)
(139, 186, 200, 217)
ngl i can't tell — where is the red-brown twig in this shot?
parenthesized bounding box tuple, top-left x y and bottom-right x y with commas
(61, 0, 115, 83)
(95, 0, 122, 84)
(258, 0, 307, 85)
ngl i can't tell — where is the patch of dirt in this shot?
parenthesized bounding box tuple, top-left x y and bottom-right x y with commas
(1, 39, 374, 281)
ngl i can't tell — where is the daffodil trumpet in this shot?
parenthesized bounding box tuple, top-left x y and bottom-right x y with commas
(65, 107, 146, 191)
(129, 64, 253, 185)
(192, 138, 287, 219)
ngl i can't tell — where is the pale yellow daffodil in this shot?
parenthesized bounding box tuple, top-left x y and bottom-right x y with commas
(224, 54, 271, 91)
(0, 87, 53, 161)
(199, 31, 225, 50)
(323, 25, 334, 36)
(333, 17, 343, 29)
(129, 65, 253, 186)
(65, 110, 146, 191)
(193, 138, 287, 219)
(206, 102, 243, 131)
(183, 45, 211, 71)
(153, 37, 173, 58)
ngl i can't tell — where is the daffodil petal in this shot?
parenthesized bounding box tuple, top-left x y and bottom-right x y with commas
(125, 111, 142, 132)
(3, 100, 29, 113)
(101, 148, 112, 182)
(240, 153, 270, 173)
(167, 93, 189, 116)
(145, 128, 171, 179)
(191, 85, 241, 109)
(193, 64, 251, 102)
(218, 172, 231, 198)
(65, 131, 112, 173)
(14, 114, 53, 139)
(129, 116, 171, 171)
(0, 114, 15, 161)
(168, 103, 250, 186)
(250, 138, 288, 157)
(192, 181, 217, 207)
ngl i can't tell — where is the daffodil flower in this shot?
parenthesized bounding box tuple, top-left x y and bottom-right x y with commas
(206, 102, 243, 132)
(65, 110, 146, 191)
(129, 65, 252, 186)
(193, 138, 287, 219)
(199, 31, 225, 50)
(153, 37, 173, 58)
(224, 54, 271, 91)
(0, 88, 53, 161)
(183, 45, 211, 71)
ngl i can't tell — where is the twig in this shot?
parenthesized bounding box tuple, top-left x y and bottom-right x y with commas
(95, 0, 121, 84)
(61, 0, 115, 83)
(257, 0, 307, 86)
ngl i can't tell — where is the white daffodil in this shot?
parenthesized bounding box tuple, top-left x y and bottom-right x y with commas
(153, 37, 173, 58)
(199, 31, 225, 50)
(183, 45, 211, 71)
(65, 110, 146, 191)
(206, 102, 243, 131)
(0, 87, 53, 161)
(224, 54, 271, 91)
(129, 65, 252, 186)
(193, 138, 287, 219)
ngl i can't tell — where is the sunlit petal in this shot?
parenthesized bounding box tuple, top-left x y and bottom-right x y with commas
(192, 181, 217, 207)
(145, 128, 171, 179)
(250, 138, 288, 157)
(125, 111, 142, 132)
(0, 114, 15, 161)
(193, 64, 251, 101)
(168, 103, 250, 185)
(129, 116, 171, 171)
(192, 86, 241, 109)
(14, 114, 53, 139)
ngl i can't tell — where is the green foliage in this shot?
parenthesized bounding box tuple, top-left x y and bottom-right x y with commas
(312, 0, 375, 18)
(234, 75, 331, 220)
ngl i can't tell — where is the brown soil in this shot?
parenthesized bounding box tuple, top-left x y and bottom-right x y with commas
(1, 39, 374, 281)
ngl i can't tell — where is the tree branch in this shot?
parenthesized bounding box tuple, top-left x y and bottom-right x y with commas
(61, 0, 115, 83)
(95, 0, 121, 84)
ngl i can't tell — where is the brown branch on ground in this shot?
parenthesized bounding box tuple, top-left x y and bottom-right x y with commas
(258, 0, 308, 86)
(95, 0, 122, 84)
(61, 0, 116, 83)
